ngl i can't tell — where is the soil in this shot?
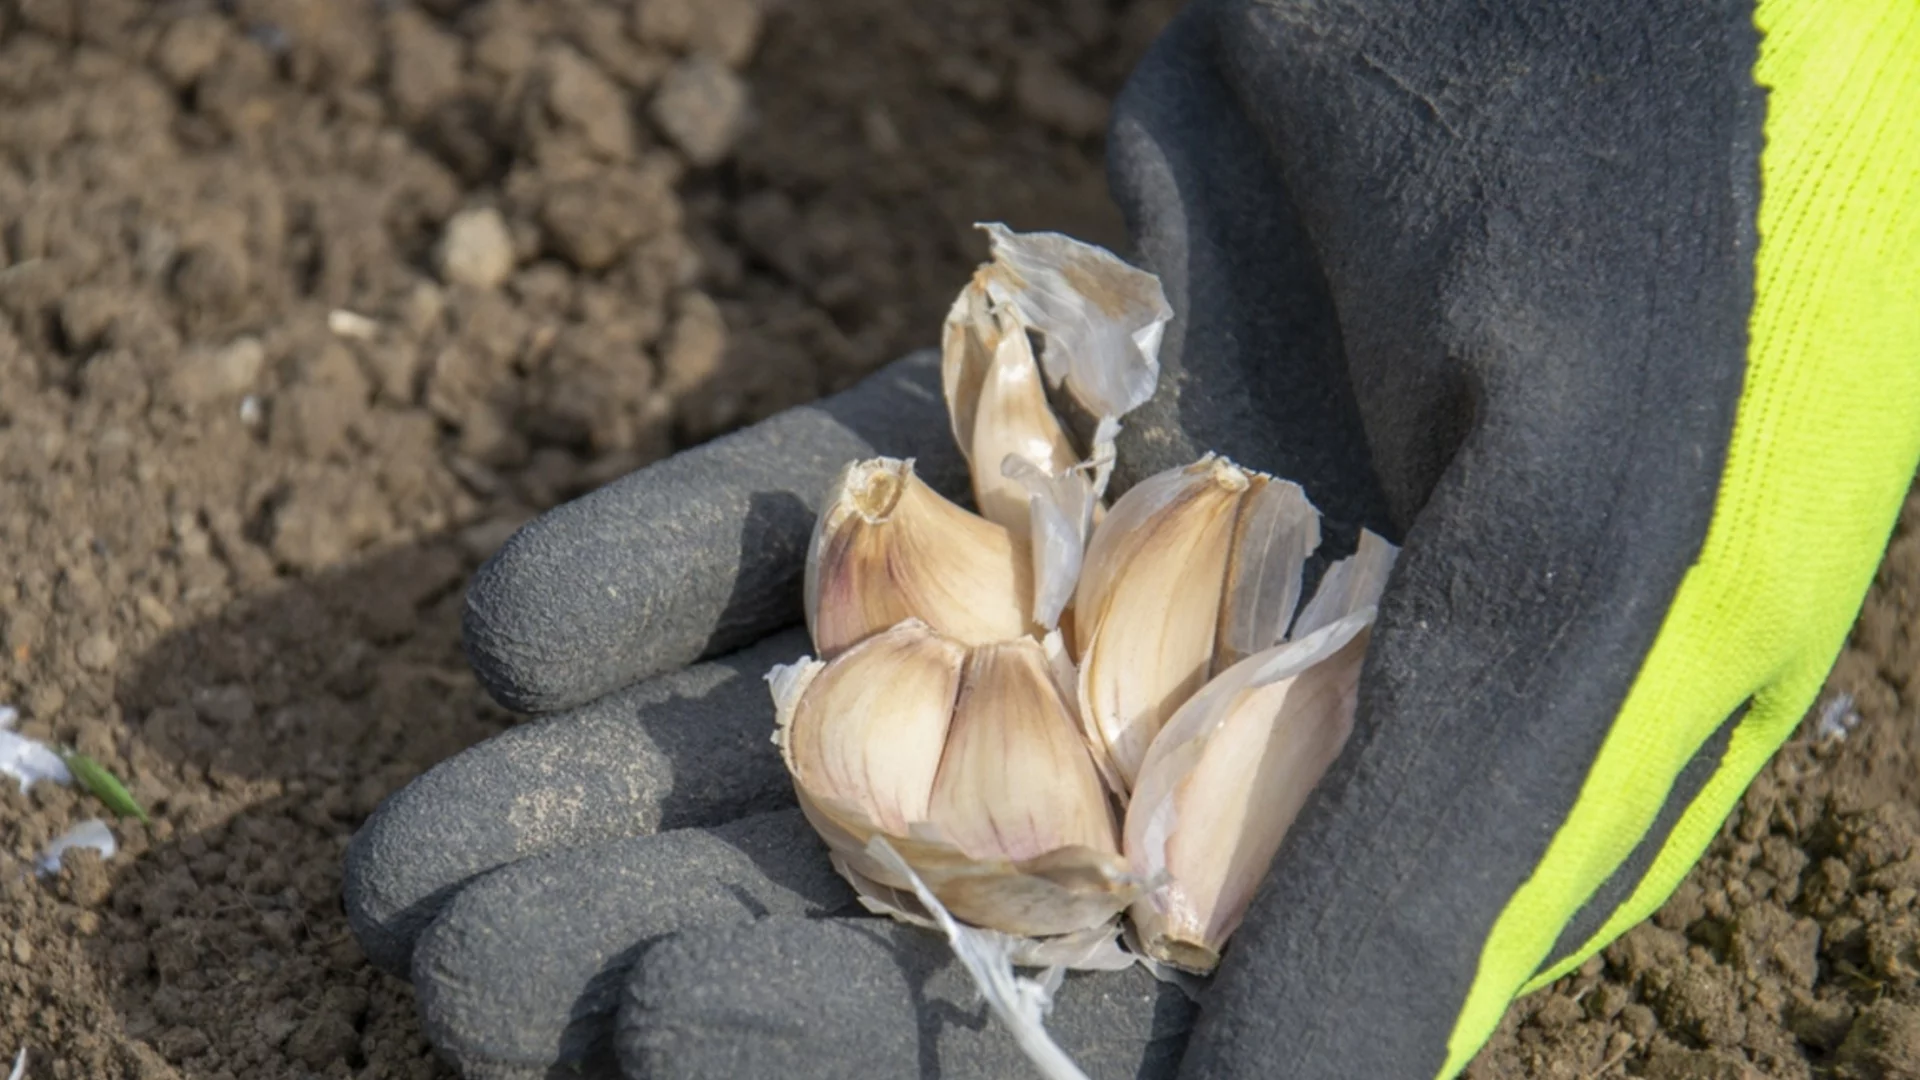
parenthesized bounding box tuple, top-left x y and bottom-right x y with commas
(0, 2, 1913, 1079)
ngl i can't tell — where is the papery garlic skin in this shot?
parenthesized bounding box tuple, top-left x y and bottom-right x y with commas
(1214, 479, 1322, 670)
(1290, 529, 1398, 640)
(975, 223, 1172, 422)
(805, 457, 1034, 658)
(1001, 454, 1100, 630)
(772, 621, 1140, 940)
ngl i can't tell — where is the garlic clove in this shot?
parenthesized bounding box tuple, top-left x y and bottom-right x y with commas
(1123, 608, 1376, 974)
(1070, 457, 1231, 658)
(772, 623, 1140, 941)
(893, 838, 1140, 939)
(1073, 456, 1250, 792)
(945, 300, 1081, 540)
(939, 225, 1173, 633)
(805, 457, 1034, 657)
(773, 620, 965, 836)
(940, 280, 998, 467)
(1121, 529, 1397, 972)
(843, 831, 1140, 940)
(926, 636, 1120, 864)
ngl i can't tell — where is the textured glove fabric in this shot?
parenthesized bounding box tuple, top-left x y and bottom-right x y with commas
(345, 629, 811, 979)
(461, 349, 968, 715)
(620, 918, 1192, 1080)
(1104, 2, 1919, 1078)
(1447, 2, 1920, 1072)
(411, 811, 850, 1078)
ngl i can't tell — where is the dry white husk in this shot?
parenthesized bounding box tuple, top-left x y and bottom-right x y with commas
(766, 226, 1399, 1052)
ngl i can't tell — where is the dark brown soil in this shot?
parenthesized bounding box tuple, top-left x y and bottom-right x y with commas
(0, 2, 1913, 1079)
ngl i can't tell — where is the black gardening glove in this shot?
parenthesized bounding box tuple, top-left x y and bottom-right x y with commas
(346, 0, 1920, 1077)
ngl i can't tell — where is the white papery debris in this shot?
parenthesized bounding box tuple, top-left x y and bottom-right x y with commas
(9, 1046, 26, 1080)
(1815, 692, 1861, 742)
(867, 837, 1092, 1080)
(976, 223, 1172, 422)
(35, 818, 116, 876)
(1002, 454, 1101, 629)
(0, 706, 71, 793)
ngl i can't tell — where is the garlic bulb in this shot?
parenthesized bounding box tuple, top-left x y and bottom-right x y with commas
(769, 225, 1398, 990)
(1124, 531, 1397, 973)
(805, 457, 1034, 658)
(774, 621, 1140, 938)
(1073, 455, 1321, 794)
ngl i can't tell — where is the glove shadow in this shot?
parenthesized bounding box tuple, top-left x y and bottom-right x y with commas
(1108, 0, 1395, 553)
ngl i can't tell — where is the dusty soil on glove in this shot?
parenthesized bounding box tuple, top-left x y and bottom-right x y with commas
(0, 3, 1913, 1080)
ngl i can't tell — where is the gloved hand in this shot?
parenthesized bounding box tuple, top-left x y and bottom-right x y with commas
(344, 352, 1197, 1079)
(344, 0, 1920, 1077)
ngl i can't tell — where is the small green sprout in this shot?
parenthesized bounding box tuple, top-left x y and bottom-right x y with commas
(57, 749, 151, 825)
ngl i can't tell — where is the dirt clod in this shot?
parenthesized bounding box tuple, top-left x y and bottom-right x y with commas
(1014, 54, 1111, 138)
(437, 208, 517, 292)
(1836, 1001, 1920, 1080)
(166, 338, 265, 407)
(651, 56, 750, 167)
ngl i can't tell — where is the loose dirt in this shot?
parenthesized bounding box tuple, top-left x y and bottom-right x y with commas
(0, 2, 1913, 1079)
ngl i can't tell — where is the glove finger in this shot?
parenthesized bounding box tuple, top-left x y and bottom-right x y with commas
(344, 629, 808, 975)
(620, 916, 1195, 1080)
(465, 349, 968, 715)
(408, 810, 854, 1080)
